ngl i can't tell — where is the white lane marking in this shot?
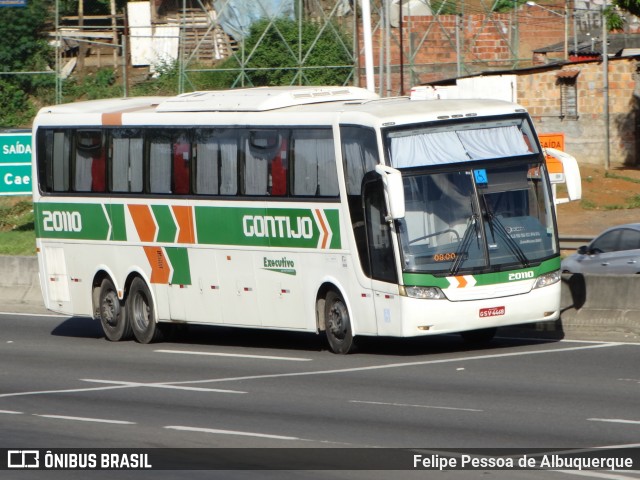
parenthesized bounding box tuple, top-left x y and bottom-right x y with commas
(159, 342, 624, 387)
(0, 410, 23, 414)
(551, 470, 640, 480)
(0, 342, 623, 399)
(618, 378, 640, 383)
(165, 425, 300, 441)
(0, 384, 132, 398)
(588, 418, 640, 426)
(155, 349, 312, 362)
(81, 379, 246, 394)
(34, 414, 135, 425)
(349, 399, 483, 412)
(0, 311, 67, 318)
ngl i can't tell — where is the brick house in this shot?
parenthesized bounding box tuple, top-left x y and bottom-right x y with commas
(422, 53, 640, 168)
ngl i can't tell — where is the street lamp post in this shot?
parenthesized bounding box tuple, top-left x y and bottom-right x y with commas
(526, 1, 569, 61)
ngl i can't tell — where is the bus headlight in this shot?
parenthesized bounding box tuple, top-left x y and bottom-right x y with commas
(401, 286, 446, 299)
(533, 270, 561, 289)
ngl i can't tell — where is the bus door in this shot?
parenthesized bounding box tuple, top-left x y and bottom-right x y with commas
(362, 178, 402, 336)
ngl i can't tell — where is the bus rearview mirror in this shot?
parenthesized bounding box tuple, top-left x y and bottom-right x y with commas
(375, 165, 405, 220)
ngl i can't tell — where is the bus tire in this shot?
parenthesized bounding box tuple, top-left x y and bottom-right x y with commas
(127, 277, 163, 344)
(460, 327, 497, 345)
(324, 290, 356, 354)
(98, 278, 132, 342)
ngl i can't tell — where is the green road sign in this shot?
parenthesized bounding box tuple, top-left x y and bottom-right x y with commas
(0, 132, 32, 195)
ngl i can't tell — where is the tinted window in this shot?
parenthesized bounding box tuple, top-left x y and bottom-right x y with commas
(111, 129, 143, 193)
(341, 126, 379, 195)
(74, 130, 106, 192)
(591, 230, 620, 253)
(292, 129, 338, 197)
(618, 229, 640, 251)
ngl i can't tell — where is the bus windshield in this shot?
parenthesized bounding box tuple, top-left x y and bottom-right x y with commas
(386, 120, 557, 275)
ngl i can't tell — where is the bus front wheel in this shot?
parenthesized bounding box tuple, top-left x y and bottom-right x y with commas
(324, 290, 356, 354)
(98, 278, 132, 342)
(127, 277, 163, 344)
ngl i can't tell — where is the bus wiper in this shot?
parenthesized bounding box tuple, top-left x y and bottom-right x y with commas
(482, 197, 530, 268)
(450, 214, 478, 276)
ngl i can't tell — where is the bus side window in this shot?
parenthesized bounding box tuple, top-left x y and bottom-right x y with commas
(74, 129, 105, 192)
(111, 129, 143, 193)
(363, 178, 397, 283)
(340, 126, 379, 276)
(38, 129, 71, 193)
(173, 132, 190, 195)
(291, 128, 337, 197)
(194, 129, 219, 195)
(148, 132, 172, 194)
(270, 134, 288, 196)
(245, 130, 281, 196)
(220, 130, 239, 196)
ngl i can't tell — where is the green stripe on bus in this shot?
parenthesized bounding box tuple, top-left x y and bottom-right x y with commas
(108, 204, 127, 241)
(36, 202, 341, 250)
(165, 247, 191, 285)
(194, 206, 341, 249)
(35, 203, 110, 241)
(402, 257, 561, 288)
(152, 205, 177, 243)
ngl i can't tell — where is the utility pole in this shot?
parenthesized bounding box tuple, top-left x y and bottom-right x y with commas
(602, 4, 610, 170)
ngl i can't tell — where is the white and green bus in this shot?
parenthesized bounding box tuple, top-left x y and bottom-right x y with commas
(32, 86, 564, 353)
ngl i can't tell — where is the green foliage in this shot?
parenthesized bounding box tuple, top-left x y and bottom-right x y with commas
(198, 18, 353, 89)
(0, 197, 35, 256)
(431, 0, 459, 15)
(62, 68, 123, 101)
(0, 80, 37, 127)
(628, 194, 640, 209)
(0, 0, 53, 127)
(493, 0, 528, 13)
(613, 0, 640, 17)
(605, 6, 625, 31)
(131, 60, 180, 96)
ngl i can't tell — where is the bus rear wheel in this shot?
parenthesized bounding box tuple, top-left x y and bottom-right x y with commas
(324, 290, 356, 354)
(98, 278, 132, 342)
(127, 277, 163, 344)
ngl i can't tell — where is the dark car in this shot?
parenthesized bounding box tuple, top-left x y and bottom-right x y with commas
(561, 223, 640, 274)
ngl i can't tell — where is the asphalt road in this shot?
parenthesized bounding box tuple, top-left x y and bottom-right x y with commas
(1, 310, 639, 480)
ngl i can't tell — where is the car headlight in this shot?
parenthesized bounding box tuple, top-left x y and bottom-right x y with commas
(401, 286, 447, 299)
(533, 270, 561, 289)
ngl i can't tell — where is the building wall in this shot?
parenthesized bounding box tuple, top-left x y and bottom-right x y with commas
(359, 9, 566, 94)
(518, 58, 640, 167)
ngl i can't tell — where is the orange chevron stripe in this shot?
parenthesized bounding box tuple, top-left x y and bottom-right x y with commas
(315, 209, 329, 249)
(128, 205, 156, 242)
(172, 205, 195, 244)
(456, 276, 467, 288)
(143, 246, 171, 284)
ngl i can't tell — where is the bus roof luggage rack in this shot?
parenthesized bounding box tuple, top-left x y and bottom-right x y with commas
(156, 86, 379, 112)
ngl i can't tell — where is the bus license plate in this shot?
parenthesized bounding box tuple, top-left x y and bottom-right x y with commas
(479, 306, 505, 318)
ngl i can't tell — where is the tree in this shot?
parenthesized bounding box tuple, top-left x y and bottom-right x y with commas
(0, 0, 52, 126)
(203, 17, 353, 88)
(613, 0, 640, 17)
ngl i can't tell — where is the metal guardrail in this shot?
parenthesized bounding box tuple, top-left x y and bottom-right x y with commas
(559, 235, 593, 251)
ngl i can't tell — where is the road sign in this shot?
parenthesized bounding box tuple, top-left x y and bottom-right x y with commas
(538, 132, 565, 151)
(0, 1, 27, 7)
(0, 132, 32, 195)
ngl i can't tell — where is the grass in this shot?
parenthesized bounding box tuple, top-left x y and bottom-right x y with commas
(604, 171, 640, 184)
(0, 196, 36, 256)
